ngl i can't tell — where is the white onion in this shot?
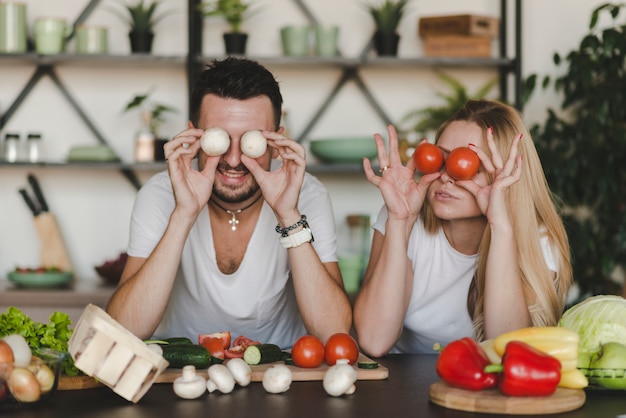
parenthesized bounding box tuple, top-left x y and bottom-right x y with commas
(201, 127, 230, 156)
(240, 130, 267, 158)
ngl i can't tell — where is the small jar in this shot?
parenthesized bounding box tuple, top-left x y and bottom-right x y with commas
(3, 132, 20, 163)
(26, 132, 42, 163)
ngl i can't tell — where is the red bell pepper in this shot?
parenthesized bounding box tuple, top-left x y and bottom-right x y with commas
(486, 340, 561, 397)
(436, 337, 498, 391)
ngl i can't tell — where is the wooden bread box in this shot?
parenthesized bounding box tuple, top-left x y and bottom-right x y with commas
(418, 14, 499, 38)
(422, 35, 492, 58)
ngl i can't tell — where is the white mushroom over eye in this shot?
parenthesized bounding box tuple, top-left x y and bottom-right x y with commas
(201, 127, 230, 156)
(240, 130, 267, 158)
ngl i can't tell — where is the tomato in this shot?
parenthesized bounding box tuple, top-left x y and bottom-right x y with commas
(324, 333, 359, 365)
(225, 335, 260, 359)
(291, 335, 325, 368)
(200, 337, 225, 360)
(198, 331, 231, 350)
(445, 147, 480, 180)
(412, 143, 444, 174)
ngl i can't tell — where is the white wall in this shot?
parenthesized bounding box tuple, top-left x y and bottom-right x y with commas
(0, 0, 611, 281)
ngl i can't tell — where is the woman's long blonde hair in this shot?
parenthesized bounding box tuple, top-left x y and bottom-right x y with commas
(421, 100, 572, 341)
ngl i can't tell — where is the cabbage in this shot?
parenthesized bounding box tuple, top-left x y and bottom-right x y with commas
(559, 295, 626, 355)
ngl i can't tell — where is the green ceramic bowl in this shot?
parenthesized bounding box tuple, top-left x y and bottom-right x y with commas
(7, 271, 73, 288)
(309, 137, 377, 164)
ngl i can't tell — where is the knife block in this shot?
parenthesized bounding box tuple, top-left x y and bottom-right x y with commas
(33, 212, 74, 272)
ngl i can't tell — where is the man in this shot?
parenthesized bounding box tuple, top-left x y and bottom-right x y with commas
(106, 57, 351, 348)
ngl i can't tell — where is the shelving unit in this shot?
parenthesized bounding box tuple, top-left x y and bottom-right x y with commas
(1, 0, 522, 183)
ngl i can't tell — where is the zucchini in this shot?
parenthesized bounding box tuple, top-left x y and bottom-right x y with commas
(357, 361, 379, 369)
(243, 344, 283, 365)
(161, 343, 212, 368)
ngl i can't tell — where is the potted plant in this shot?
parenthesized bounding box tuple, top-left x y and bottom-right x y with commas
(397, 71, 495, 163)
(124, 90, 177, 161)
(366, 0, 409, 56)
(107, 0, 173, 53)
(198, 0, 252, 55)
(524, 3, 626, 301)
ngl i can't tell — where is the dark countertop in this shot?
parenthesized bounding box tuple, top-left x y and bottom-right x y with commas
(3, 355, 625, 418)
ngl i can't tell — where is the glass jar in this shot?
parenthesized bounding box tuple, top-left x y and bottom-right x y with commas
(26, 132, 42, 163)
(3, 132, 20, 162)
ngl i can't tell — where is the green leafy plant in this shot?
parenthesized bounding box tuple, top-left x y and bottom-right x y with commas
(198, 0, 252, 33)
(366, 0, 409, 34)
(401, 71, 497, 136)
(124, 90, 177, 137)
(107, 0, 173, 33)
(524, 3, 626, 299)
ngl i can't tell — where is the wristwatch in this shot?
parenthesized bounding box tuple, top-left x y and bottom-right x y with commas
(279, 227, 314, 249)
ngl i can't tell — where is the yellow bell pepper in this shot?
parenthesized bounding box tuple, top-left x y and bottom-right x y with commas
(493, 327, 579, 371)
(559, 368, 589, 389)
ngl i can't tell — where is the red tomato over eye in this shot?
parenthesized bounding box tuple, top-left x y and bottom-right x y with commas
(324, 333, 359, 365)
(412, 143, 444, 174)
(291, 335, 325, 368)
(445, 147, 480, 180)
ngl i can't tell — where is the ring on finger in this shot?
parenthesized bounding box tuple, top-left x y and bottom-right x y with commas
(379, 165, 390, 174)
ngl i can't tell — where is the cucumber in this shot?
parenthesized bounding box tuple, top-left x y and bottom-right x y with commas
(161, 343, 212, 368)
(243, 344, 283, 365)
(144, 337, 194, 346)
(357, 361, 379, 369)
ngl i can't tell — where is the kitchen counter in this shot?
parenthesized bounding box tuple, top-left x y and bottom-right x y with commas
(0, 279, 114, 324)
(4, 355, 625, 417)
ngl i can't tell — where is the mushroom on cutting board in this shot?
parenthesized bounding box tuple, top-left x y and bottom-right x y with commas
(226, 358, 251, 387)
(206, 364, 236, 394)
(323, 359, 357, 396)
(173, 365, 206, 400)
(262, 364, 292, 394)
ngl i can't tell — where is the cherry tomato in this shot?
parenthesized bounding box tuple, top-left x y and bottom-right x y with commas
(412, 143, 444, 174)
(199, 337, 225, 360)
(445, 147, 480, 180)
(291, 335, 325, 368)
(324, 333, 359, 365)
(198, 331, 231, 350)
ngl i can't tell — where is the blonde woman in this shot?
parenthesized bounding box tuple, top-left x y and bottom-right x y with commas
(353, 100, 571, 356)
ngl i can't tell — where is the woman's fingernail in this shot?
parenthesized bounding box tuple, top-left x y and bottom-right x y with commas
(488, 126, 493, 133)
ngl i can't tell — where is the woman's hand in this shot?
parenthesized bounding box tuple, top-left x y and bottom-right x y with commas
(164, 128, 219, 217)
(243, 130, 306, 221)
(363, 125, 440, 223)
(459, 128, 523, 223)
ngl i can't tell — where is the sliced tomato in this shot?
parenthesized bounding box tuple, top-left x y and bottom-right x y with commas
(198, 331, 231, 350)
(225, 335, 261, 358)
(200, 337, 225, 360)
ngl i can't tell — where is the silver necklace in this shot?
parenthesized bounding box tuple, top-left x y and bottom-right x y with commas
(210, 194, 262, 231)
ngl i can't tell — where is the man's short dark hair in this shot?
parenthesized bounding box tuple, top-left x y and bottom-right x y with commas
(190, 57, 283, 129)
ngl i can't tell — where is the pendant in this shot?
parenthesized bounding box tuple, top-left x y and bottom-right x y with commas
(227, 211, 239, 231)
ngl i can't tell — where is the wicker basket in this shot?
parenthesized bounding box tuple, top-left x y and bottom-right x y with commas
(68, 304, 169, 403)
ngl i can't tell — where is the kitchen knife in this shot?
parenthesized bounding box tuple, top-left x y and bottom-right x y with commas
(27, 173, 49, 212)
(19, 188, 41, 217)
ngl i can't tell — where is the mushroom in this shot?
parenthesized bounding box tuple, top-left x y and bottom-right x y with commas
(262, 364, 292, 394)
(323, 359, 357, 397)
(206, 364, 236, 394)
(201, 127, 230, 156)
(226, 358, 251, 387)
(173, 365, 206, 400)
(240, 130, 267, 158)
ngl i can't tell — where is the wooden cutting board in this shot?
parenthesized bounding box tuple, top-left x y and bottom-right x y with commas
(429, 381, 586, 415)
(59, 353, 388, 390)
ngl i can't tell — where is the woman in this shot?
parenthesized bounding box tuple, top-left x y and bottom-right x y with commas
(353, 100, 571, 356)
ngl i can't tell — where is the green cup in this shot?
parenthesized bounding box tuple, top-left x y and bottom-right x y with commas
(33, 17, 70, 54)
(280, 25, 311, 57)
(338, 254, 364, 294)
(0, 2, 27, 53)
(75, 25, 108, 54)
(314, 25, 339, 57)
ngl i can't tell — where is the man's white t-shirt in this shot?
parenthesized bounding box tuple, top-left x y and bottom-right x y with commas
(372, 206, 557, 354)
(127, 165, 338, 349)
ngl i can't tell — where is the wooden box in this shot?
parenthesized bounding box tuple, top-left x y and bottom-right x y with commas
(68, 304, 169, 403)
(419, 14, 499, 38)
(423, 35, 492, 58)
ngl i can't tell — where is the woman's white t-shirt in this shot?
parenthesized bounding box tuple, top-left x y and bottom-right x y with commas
(127, 166, 338, 349)
(372, 206, 557, 354)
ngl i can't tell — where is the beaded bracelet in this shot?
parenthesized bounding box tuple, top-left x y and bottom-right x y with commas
(275, 215, 308, 237)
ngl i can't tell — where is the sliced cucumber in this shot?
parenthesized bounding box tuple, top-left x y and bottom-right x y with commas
(357, 361, 379, 369)
(243, 343, 283, 365)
